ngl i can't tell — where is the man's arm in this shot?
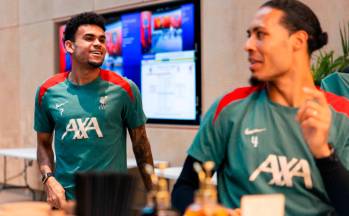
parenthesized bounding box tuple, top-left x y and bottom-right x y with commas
(316, 152, 349, 216)
(172, 156, 242, 216)
(128, 125, 154, 191)
(296, 88, 349, 215)
(37, 132, 66, 209)
(171, 155, 201, 214)
(37, 132, 54, 175)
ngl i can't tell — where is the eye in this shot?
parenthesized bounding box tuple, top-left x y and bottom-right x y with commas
(99, 37, 106, 44)
(84, 35, 94, 41)
(256, 31, 266, 40)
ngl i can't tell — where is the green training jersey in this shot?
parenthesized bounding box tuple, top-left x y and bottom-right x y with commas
(34, 70, 146, 199)
(321, 72, 349, 99)
(188, 86, 349, 216)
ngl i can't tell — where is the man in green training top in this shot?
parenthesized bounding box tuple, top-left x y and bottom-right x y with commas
(172, 1, 349, 216)
(34, 12, 154, 209)
(321, 68, 349, 99)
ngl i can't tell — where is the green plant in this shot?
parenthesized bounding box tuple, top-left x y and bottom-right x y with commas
(340, 22, 349, 58)
(312, 22, 349, 85)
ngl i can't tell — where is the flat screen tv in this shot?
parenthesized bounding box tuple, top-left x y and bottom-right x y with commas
(58, 0, 201, 125)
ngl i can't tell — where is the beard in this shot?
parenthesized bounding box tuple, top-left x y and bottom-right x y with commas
(249, 76, 265, 86)
(88, 60, 103, 68)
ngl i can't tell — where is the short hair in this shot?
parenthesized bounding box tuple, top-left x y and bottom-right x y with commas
(261, 0, 328, 55)
(63, 12, 106, 43)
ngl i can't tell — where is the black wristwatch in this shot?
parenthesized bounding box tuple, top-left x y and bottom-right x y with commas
(41, 172, 54, 184)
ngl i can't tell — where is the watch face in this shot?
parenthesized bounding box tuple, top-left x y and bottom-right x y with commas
(41, 175, 46, 183)
(41, 174, 47, 182)
(41, 173, 53, 183)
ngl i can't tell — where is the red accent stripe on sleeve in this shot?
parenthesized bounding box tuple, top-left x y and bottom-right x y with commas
(213, 86, 262, 123)
(39, 73, 69, 106)
(324, 91, 349, 118)
(100, 70, 134, 101)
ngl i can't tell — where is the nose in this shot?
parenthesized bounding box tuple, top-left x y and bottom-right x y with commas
(93, 38, 102, 47)
(244, 36, 255, 52)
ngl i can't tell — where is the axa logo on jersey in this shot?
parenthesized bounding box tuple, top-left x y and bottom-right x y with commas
(61, 117, 103, 140)
(249, 154, 313, 189)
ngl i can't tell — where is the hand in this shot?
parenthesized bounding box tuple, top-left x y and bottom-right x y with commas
(296, 87, 332, 158)
(44, 177, 66, 209)
(62, 200, 76, 216)
(225, 207, 241, 216)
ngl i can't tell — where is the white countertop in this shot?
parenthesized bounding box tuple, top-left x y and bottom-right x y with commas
(0, 148, 165, 169)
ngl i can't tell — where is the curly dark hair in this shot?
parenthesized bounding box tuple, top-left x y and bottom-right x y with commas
(261, 0, 327, 55)
(63, 12, 106, 43)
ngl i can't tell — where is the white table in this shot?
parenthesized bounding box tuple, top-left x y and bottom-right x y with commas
(155, 166, 217, 184)
(0, 148, 164, 168)
(0, 147, 166, 195)
(155, 166, 183, 180)
(0, 148, 36, 161)
(0, 148, 37, 189)
(0, 148, 36, 198)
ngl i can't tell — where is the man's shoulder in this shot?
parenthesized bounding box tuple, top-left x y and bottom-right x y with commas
(213, 85, 264, 123)
(39, 72, 69, 89)
(323, 72, 349, 83)
(99, 69, 132, 86)
(321, 72, 349, 98)
(100, 70, 135, 101)
(324, 90, 349, 118)
(37, 72, 69, 106)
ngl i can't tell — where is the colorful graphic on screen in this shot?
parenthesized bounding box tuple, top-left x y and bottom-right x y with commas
(148, 8, 183, 53)
(59, 25, 72, 72)
(102, 20, 123, 75)
(141, 11, 152, 53)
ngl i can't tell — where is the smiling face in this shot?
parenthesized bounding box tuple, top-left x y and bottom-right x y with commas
(65, 24, 107, 69)
(244, 7, 295, 82)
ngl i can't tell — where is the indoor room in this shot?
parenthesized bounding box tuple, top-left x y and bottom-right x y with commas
(0, 0, 348, 215)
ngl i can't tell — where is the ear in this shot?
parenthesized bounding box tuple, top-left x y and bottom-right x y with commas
(291, 30, 308, 52)
(64, 40, 75, 54)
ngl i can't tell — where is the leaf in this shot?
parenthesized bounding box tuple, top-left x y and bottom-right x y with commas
(312, 21, 349, 83)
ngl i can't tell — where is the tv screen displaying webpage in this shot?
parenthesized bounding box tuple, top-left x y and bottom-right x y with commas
(58, 0, 201, 125)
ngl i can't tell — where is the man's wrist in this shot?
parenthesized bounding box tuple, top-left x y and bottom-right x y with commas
(315, 147, 340, 172)
(41, 172, 54, 184)
(312, 143, 332, 159)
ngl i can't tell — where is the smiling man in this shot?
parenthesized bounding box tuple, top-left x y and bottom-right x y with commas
(34, 12, 154, 209)
(172, 1, 349, 216)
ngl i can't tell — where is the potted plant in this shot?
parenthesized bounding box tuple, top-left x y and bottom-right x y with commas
(312, 22, 349, 85)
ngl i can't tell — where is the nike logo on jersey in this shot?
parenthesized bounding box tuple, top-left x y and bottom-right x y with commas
(56, 101, 68, 116)
(56, 101, 68, 108)
(244, 128, 266, 135)
(61, 117, 104, 140)
(249, 154, 313, 189)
